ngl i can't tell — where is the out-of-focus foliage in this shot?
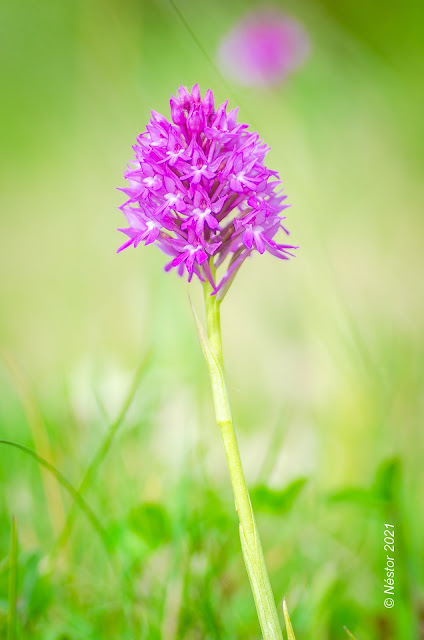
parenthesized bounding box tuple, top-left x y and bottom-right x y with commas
(0, 0, 423, 638)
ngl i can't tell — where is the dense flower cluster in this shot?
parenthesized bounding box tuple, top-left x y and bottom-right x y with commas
(118, 84, 296, 297)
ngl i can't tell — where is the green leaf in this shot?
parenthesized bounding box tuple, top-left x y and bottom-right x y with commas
(327, 487, 380, 508)
(251, 478, 308, 514)
(374, 457, 401, 503)
(327, 458, 402, 511)
(344, 626, 358, 639)
(128, 503, 171, 549)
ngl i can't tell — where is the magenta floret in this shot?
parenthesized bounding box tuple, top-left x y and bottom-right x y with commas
(118, 84, 297, 297)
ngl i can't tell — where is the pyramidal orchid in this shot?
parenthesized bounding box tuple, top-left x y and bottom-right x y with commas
(118, 85, 297, 639)
(117, 83, 296, 300)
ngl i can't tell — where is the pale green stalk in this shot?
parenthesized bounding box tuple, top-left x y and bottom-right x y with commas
(7, 517, 18, 640)
(192, 280, 283, 640)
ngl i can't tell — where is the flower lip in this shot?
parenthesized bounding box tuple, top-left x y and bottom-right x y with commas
(118, 84, 297, 296)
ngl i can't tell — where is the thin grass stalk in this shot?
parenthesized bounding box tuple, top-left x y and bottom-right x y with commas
(55, 351, 151, 552)
(2, 351, 66, 536)
(0, 441, 110, 559)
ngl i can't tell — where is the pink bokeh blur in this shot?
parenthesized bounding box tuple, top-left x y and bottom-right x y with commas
(218, 7, 310, 87)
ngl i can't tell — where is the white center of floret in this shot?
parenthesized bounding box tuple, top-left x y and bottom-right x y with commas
(193, 207, 211, 219)
(165, 193, 180, 205)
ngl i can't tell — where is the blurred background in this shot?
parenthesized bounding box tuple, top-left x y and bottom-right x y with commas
(0, 0, 423, 638)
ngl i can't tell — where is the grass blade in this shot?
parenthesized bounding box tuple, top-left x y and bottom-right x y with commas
(7, 517, 18, 640)
(55, 350, 152, 551)
(2, 350, 66, 536)
(344, 627, 358, 639)
(0, 440, 110, 557)
(283, 598, 296, 640)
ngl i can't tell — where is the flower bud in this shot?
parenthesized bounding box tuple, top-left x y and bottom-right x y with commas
(202, 89, 215, 118)
(178, 85, 191, 110)
(186, 106, 205, 133)
(191, 83, 201, 104)
(170, 96, 186, 125)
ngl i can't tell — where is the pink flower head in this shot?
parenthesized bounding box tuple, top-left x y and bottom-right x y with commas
(218, 8, 310, 87)
(117, 84, 297, 298)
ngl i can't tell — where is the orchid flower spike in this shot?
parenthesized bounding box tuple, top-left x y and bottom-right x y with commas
(118, 84, 297, 299)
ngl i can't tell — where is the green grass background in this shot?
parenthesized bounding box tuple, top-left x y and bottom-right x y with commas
(0, 0, 423, 638)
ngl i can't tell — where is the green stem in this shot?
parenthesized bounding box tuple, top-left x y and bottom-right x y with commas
(202, 282, 283, 640)
(7, 517, 18, 640)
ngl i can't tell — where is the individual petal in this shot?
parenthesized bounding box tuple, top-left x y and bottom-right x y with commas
(116, 236, 136, 253)
(242, 226, 254, 250)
